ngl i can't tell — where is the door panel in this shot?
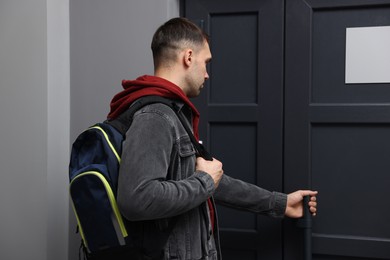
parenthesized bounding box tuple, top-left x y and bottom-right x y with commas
(183, 0, 284, 259)
(285, 0, 390, 259)
(209, 13, 258, 104)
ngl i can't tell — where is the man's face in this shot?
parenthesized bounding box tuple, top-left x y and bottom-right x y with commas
(186, 41, 212, 98)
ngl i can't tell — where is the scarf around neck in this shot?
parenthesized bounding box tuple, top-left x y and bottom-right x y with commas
(107, 75, 200, 140)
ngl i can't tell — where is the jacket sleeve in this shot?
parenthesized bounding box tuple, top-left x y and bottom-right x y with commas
(117, 108, 215, 221)
(213, 174, 287, 218)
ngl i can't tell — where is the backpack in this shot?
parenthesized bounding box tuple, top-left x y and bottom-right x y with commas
(69, 96, 212, 259)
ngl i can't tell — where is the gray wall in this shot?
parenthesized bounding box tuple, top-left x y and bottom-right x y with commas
(69, 0, 179, 259)
(0, 0, 178, 259)
(0, 0, 70, 260)
(70, 0, 180, 137)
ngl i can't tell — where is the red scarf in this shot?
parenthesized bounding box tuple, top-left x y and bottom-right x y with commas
(108, 75, 214, 231)
(108, 75, 200, 140)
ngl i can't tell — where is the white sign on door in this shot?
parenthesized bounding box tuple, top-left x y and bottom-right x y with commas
(345, 26, 390, 84)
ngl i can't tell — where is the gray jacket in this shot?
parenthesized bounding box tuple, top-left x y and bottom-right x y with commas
(117, 101, 287, 260)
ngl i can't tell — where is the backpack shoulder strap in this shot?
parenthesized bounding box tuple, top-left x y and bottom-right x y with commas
(106, 95, 212, 160)
(106, 96, 175, 136)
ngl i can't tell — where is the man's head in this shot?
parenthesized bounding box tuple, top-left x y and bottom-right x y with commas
(151, 17, 212, 97)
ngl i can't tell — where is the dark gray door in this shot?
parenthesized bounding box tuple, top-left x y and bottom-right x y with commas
(184, 0, 390, 259)
(183, 0, 285, 259)
(285, 0, 390, 259)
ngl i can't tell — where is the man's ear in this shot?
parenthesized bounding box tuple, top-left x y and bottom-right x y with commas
(183, 49, 193, 67)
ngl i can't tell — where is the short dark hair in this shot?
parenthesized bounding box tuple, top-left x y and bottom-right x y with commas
(151, 17, 209, 69)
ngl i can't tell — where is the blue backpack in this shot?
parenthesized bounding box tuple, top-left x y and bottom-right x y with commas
(69, 96, 211, 259)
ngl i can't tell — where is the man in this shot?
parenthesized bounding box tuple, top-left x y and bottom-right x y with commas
(108, 17, 318, 259)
